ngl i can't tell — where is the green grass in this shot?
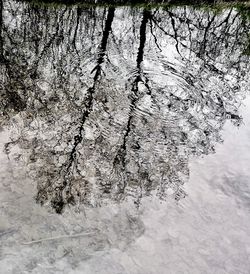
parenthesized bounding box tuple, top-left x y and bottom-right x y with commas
(20, 0, 250, 9)
(18, 0, 250, 28)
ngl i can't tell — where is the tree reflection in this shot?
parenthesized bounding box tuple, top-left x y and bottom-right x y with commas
(0, 0, 249, 213)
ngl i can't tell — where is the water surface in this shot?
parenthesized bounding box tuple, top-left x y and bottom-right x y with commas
(0, 1, 250, 273)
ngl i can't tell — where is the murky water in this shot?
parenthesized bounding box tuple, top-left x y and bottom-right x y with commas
(0, 1, 250, 273)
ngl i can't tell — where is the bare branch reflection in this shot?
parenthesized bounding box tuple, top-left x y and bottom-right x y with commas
(0, 0, 249, 213)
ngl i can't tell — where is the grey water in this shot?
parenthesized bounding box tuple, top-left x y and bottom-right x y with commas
(0, 1, 250, 273)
